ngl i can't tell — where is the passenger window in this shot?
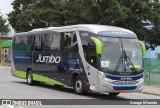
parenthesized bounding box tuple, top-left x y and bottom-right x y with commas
(26, 35, 34, 51)
(13, 36, 26, 51)
(41, 33, 61, 52)
(60, 32, 68, 51)
(43, 34, 52, 51)
(60, 32, 79, 52)
(51, 33, 61, 51)
(69, 33, 78, 52)
(33, 35, 42, 51)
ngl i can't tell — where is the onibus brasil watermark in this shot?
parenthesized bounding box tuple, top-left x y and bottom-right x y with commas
(2, 100, 42, 106)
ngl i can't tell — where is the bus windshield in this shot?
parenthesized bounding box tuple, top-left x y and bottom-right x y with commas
(99, 37, 142, 72)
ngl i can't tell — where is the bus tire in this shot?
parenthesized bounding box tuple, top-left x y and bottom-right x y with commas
(109, 93, 120, 96)
(27, 70, 35, 85)
(73, 76, 85, 95)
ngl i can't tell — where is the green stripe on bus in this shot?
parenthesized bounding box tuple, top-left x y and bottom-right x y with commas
(16, 70, 65, 86)
(33, 73, 65, 86)
(90, 37, 102, 54)
(139, 41, 146, 56)
(16, 70, 26, 79)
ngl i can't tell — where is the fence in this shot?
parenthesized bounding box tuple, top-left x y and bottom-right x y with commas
(144, 58, 160, 86)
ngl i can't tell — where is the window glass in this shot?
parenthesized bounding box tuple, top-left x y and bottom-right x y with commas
(100, 37, 142, 72)
(4, 54, 7, 59)
(59, 32, 78, 52)
(26, 35, 34, 51)
(80, 31, 97, 68)
(50, 33, 61, 51)
(60, 32, 69, 51)
(13, 36, 26, 51)
(40, 32, 61, 52)
(33, 35, 42, 51)
(4, 48, 8, 54)
(43, 34, 52, 51)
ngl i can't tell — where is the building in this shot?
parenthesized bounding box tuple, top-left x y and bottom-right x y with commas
(0, 40, 12, 66)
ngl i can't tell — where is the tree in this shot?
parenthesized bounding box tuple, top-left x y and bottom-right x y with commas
(0, 12, 9, 34)
(8, 0, 160, 46)
(8, 0, 129, 30)
(143, 0, 160, 46)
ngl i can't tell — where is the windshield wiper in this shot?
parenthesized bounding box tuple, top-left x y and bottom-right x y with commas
(114, 50, 137, 72)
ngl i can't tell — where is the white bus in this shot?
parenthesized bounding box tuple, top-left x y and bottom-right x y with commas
(11, 24, 146, 96)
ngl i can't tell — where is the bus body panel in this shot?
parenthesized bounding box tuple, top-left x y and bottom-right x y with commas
(12, 50, 90, 90)
(12, 51, 32, 78)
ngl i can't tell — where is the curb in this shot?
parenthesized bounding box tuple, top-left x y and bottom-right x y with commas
(142, 91, 160, 96)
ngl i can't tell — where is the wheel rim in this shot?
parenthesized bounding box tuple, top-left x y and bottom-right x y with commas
(28, 72, 32, 84)
(76, 80, 82, 93)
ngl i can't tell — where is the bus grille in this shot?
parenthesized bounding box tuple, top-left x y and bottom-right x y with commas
(112, 81, 138, 85)
(113, 86, 137, 90)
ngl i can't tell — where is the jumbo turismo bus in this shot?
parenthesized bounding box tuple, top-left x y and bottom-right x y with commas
(11, 24, 146, 96)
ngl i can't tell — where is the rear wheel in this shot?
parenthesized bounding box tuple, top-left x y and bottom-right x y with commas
(27, 70, 38, 85)
(73, 77, 85, 95)
(109, 93, 120, 96)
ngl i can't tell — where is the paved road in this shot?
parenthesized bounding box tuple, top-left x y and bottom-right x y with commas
(0, 66, 160, 108)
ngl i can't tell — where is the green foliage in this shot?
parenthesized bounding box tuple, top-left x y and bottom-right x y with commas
(157, 54, 160, 59)
(0, 40, 4, 54)
(0, 13, 9, 34)
(0, 40, 4, 46)
(144, 0, 160, 45)
(8, 0, 160, 46)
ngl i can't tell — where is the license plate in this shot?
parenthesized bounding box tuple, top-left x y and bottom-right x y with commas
(120, 90, 128, 93)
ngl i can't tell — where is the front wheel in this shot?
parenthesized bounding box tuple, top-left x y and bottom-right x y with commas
(109, 93, 120, 96)
(73, 77, 85, 95)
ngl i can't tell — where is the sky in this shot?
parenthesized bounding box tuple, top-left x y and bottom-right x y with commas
(0, 0, 13, 18)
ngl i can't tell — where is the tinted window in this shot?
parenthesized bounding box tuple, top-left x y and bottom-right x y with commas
(13, 36, 27, 51)
(42, 34, 51, 51)
(50, 33, 61, 51)
(26, 35, 34, 51)
(59, 32, 78, 52)
(80, 31, 97, 68)
(39, 32, 61, 52)
(33, 35, 42, 51)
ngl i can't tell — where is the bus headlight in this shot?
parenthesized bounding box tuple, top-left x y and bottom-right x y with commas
(97, 71, 105, 79)
(103, 78, 115, 82)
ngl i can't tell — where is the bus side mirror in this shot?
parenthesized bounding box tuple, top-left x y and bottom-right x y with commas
(90, 37, 102, 55)
(139, 41, 146, 56)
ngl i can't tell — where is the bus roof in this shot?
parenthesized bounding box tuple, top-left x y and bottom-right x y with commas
(48, 24, 134, 34)
(49, 24, 137, 38)
(14, 24, 137, 38)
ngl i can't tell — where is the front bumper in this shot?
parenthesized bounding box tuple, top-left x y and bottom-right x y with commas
(96, 77, 143, 93)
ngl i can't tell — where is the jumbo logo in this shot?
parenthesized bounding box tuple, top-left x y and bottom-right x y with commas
(36, 54, 61, 63)
(120, 77, 133, 81)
